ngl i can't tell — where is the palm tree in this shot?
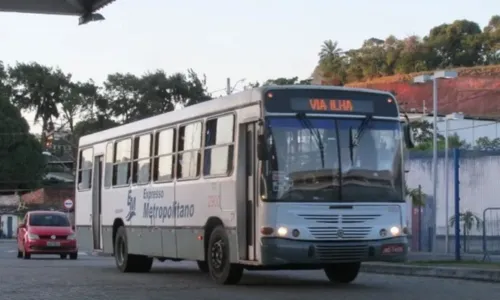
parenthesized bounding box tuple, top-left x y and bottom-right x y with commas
(405, 183, 426, 207)
(448, 210, 482, 252)
(318, 40, 347, 84)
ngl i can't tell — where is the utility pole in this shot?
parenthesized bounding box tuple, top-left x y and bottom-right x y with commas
(226, 78, 231, 95)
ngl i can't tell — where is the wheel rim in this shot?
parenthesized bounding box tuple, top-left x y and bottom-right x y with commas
(210, 239, 225, 272)
(116, 237, 126, 265)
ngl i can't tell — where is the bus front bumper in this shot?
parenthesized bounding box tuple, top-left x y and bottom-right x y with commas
(260, 236, 408, 265)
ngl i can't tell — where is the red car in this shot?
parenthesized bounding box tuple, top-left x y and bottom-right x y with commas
(17, 211, 78, 260)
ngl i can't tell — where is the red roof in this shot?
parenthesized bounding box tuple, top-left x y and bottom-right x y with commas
(345, 77, 500, 118)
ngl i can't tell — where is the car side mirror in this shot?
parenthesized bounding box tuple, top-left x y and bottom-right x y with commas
(257, 134, 269, 161)
(403, 123, 415, 149)
(72, 225, 75, 231)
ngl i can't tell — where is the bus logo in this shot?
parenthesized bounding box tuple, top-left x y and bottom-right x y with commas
(125, 190, 136, 221)
(337, 228, 344, 238)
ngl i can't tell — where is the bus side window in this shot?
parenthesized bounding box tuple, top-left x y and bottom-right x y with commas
(203, 114, 235, 177)
(153, 128, 176, 182)
(104, 142, 113, 188)
(177, 122, 202, 179)
(112, 138, 132, 186)
(132, 134, 152, 184)
(77, 148, 93, 191)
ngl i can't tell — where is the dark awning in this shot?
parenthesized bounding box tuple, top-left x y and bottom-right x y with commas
(0, 0, 116, 24)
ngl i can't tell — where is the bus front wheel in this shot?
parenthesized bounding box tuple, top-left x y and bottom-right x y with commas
(323, 262, 361, 284)
(114, 226, 153, 273)
(207, 226, 243, 284)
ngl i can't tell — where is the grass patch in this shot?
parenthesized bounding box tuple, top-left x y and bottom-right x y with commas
(409, 260, 500, 269)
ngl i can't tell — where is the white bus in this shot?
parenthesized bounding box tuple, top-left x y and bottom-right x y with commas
(75, 85, 415, 285)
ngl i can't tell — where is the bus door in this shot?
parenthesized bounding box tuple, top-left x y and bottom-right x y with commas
(245, 122, 258, 260)
(91, 155, 103, 250)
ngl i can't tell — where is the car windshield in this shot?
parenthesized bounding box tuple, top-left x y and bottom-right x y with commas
(261, 116, 403, 202)
(29, 214, 70, 227)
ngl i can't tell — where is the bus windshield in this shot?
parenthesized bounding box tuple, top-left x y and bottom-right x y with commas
(261, 116, 403, 203)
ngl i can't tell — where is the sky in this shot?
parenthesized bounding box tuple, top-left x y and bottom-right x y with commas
(0, 0, 498, 133)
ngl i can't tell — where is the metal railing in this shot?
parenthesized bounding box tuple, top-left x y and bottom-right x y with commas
(482, 207, 500, 261)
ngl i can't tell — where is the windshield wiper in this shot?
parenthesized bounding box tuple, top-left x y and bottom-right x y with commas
(296, 112, 325, 168)
(349, 115, 372, 163)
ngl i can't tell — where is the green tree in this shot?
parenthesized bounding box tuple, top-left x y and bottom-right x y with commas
(103, 69, 210, 124)
(473, 136, 500, 150)
(318, 40, 347, 84)
(262, 76, 311, 86)
(405, 183, 425, 207)
(483, 15, 500, 64)
(448, 210, 482, 252)
(8, 62, 70, 145)
(0, 92, 46, 193)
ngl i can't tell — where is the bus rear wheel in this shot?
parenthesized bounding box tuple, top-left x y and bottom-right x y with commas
(207, 226, 243, 285)
(323, 262, 361, 284)
(114, 226, 153, 273)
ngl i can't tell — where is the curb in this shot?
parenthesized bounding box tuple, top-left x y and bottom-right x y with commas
(361, 263, 500, 283)
(91, 251, 113, 257)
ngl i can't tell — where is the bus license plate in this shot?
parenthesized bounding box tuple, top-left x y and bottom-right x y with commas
(47, 241, 60, 247)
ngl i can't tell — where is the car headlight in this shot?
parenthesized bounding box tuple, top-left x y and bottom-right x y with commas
(67, 233, 76, 240)
(27, 233, 39, 240)
(276, 227, 288, 236)
(390, 226, 401, 236)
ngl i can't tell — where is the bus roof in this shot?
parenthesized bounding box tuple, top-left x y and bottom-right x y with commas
(261, 84, 395, 97)
(78, 85, 396, 147)
(79, 88, 261, 147)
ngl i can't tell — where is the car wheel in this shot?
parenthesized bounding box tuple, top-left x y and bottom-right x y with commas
(23, 250, 31, 260)
(69, 253, 78, 260)
(60, 254, 68, 259)
(114, 226, 153, 273)
(197, 260, 209, 273)
(324, 262, 361, 284)
(207, 225, 243, 285)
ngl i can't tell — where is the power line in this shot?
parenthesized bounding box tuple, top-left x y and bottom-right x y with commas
(437, 121, 499, 133)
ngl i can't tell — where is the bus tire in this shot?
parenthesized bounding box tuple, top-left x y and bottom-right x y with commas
(114, 226, 153, 273)
(197, 260, 209, 273)
(207, 225, 243, 285)
(323, 262, 361, 284)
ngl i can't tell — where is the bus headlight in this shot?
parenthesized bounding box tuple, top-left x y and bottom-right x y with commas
(277, 227, 288, 236)
(390, 226, 401, 236)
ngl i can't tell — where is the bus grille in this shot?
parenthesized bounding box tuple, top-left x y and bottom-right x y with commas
(308, 226, 371, 240)
(315, 244, 368, 262)
(298, 214, 380, 224)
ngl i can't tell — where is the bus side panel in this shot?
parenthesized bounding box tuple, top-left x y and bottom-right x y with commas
(75, 143, 95, 253)
(175, 177, 236, 261)
(75, 189, 93, 251)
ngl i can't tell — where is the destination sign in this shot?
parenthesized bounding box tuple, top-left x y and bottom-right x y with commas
(291, 98, 374, 113)
(263, 88, 398, 117)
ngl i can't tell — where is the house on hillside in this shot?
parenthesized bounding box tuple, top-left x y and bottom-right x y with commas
(20, 186, 76, 224)
(0, 194, 21, 239)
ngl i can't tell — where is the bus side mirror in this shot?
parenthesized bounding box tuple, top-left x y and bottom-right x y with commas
(257, 134, 269, 161)
(403, 123, 415, 149)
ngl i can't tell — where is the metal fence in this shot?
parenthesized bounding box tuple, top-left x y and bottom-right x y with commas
(483, 207, 500, 261)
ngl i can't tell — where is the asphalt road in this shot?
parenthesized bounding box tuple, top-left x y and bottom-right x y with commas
(0, 240, 499, 300)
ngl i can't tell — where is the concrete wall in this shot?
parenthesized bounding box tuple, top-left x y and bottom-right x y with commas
(406, 150, 500, 237)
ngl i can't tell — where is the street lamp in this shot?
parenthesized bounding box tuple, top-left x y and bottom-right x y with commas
(413, 70, 458, 253)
